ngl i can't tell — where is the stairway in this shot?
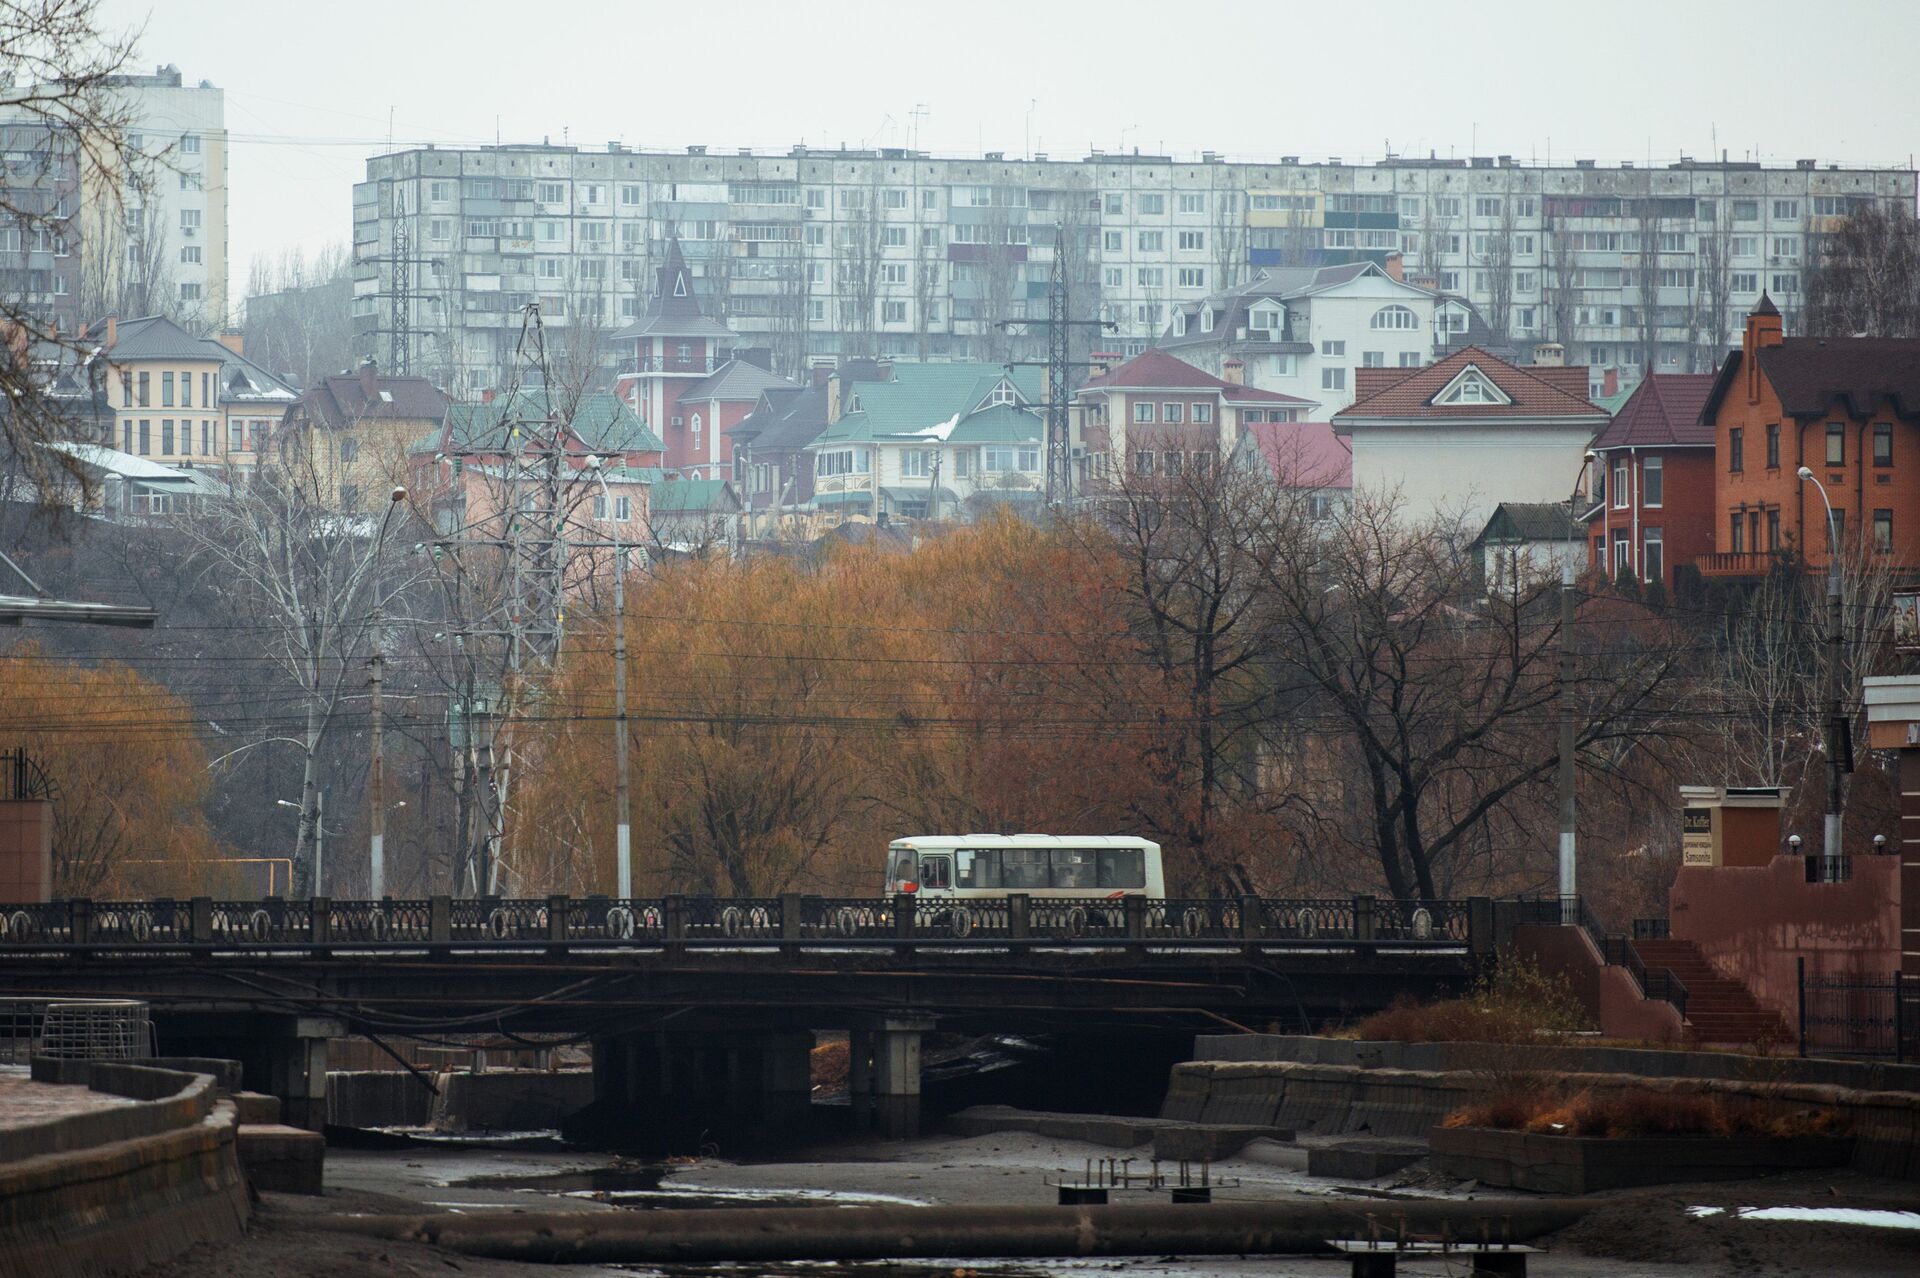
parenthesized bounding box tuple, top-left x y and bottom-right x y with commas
(1633, 938, 1792, 1046)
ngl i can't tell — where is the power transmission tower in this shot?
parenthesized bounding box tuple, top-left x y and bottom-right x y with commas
(360, 218, 443, 375)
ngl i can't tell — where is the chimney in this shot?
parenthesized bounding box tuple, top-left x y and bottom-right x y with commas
(810, 363, 832, 388)
(1382, 252, 1404, 282)
(1743, 294, 1784, 402)
(1532, 341, 1565, 368)
(105, 315, 116, 349)
(217, 331, 244, 357)
(358, 356, 378, 399)
(826, 371, 844, 423)
(1087, 351, 1118, 379)
(1222, 357, 1245, 386)
(1602, 366, 1620, 399)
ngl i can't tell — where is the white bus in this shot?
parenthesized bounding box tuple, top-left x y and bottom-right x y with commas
(884, 834, 1165, 902)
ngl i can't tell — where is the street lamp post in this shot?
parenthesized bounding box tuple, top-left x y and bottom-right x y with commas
(1797, 466, 1846, 878)
(368, 486, 408, 899)
(1560, 449, 1600, 923)
(587, 458, 633, 899)
(277, 794, 325, 896)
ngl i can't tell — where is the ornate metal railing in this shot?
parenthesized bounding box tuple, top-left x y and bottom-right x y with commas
(0, 893, 1494, 950)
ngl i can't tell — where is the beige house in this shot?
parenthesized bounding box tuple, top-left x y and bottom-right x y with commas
(281, 358, 451, 511)
(101, 315, 231, 466)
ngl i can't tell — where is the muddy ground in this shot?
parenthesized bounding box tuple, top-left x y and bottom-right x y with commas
(142, 1132, 1920, 1277)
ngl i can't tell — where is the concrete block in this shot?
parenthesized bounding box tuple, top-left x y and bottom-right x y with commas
(237, 1123, 324, 1195)
(1305, 1138, 1427, 1179)
(233, 1091, 281, 1125)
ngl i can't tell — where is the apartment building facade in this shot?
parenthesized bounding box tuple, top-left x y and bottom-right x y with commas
(354, 143, 1913, 398)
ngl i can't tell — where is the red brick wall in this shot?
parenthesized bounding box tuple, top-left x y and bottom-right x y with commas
(1513, 924, 1687, 1043)
(0, 800, 53, 902)
(1589, 447, 1717, 588)
(1669, 856, 1900, 1020)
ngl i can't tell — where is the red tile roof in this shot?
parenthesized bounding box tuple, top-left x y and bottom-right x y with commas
(1336, 345, 1604, 420)
(1080, 348, 1312, 403)
(1591, 373, 1716, 450)
(1757, 338, 1920, 421)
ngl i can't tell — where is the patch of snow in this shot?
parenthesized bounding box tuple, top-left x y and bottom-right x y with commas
(905, 413, 961, 442)
(1735, 1206, 1920, 1230)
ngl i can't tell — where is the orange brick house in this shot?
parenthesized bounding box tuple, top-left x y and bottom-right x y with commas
(1699, 296, 1920, 579)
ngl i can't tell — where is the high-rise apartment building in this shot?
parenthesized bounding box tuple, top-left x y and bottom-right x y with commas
(109, 65, 229, 330)
(353, 144, 1914, 396)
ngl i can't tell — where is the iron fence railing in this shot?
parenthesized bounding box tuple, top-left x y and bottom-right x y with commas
(1798, 964, 1918, 1062)
(0, 893, 1495, 949)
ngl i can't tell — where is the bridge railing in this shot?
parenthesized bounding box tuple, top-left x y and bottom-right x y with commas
(0, 893, 1493, 950)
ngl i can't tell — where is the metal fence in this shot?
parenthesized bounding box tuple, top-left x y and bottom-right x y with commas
(1797, 964, 1920, 1062)
(0, 997, 151, 1065)
(0, 893, 1485, 950)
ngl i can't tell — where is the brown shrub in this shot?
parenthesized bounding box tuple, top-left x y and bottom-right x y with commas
(1446, 1085, 1844, 1139)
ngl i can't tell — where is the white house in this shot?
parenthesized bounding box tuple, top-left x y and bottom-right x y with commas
(1158, 260, 1452, 413)
(1331, 345, 1608, 531)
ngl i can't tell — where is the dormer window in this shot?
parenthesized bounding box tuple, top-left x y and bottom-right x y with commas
(1249, 304, 1283, 338)
(1430, 363, 1512, 406)
(1173, 312, 1187, 337)
(1199, 308, 1213, 333)
(986, 379, 1018, 408)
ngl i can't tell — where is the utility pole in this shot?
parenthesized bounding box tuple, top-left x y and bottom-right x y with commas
(1800, 466, 1847, 877)
(368, 486, 407, 899)
(1560, 451, 1598, 923)
(586, 458, 633, 899)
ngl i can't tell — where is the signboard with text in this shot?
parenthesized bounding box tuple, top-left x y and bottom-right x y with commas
(1681, 806, 1715, 867)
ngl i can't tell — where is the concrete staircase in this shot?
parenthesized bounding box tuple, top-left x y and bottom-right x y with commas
(1633, 938, 1791, 1046)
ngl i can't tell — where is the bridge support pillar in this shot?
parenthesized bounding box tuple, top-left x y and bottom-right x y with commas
(590, 1028, 814, 1147)
(850, 1017, 930, 1139)
(156, 1012, 342, 1132)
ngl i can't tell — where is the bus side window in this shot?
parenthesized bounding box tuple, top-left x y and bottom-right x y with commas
(892, 853, 916, 884)
(1097, 848, 1144, 888)
(919, 857, 951, 890)
(1002, 848, 1048, 888)
(1052, 848, 1095, 890)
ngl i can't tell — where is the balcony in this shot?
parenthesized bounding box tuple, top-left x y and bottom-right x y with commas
(1695, 549, 1790, 579)
(624, 356, 722, 376)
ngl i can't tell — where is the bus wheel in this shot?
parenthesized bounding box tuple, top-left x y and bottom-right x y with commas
(949, 908, 972, 939)
(1065, 906, 1087, 938)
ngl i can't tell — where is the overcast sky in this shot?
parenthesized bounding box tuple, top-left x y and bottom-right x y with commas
(98, 0, 1918, 314)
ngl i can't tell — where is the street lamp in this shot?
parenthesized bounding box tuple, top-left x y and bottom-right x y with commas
(1796, 465, 1846, 878)
(586, 457, 633, 900)
(368, 485, 408, 900)
(277, 795, 326, 896)
(1558, 449, 1601, 923)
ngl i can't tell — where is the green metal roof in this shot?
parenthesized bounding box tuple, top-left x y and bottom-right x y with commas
(440, 392, 665, 455)
(639, 472, 737, 514)
(812, 362, 1044, 447)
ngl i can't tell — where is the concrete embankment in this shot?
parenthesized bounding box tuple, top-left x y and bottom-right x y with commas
(0, 1062, 249, 1278)
(1168, 1040, 1920, 1179)
(320, 1199, 1587, 1263)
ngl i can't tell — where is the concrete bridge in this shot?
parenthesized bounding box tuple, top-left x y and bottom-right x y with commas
(0, 893, 1501, 1138)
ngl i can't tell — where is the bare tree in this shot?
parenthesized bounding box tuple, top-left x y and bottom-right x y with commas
(1695, 204, 1736, 370)
(0, 0, 144, 501)
(767, 239, 813, 377)
(1634, 199, 1663, 372)
(173, 453, 418, 894)
(1210, 184, 1246, 293)
(1804, 200, 1920, 338)
(833, 169, 883, 358)
(1475, 198, 1516, 345)
(241, 243, 354, 387)
(1542, 217, 1579, 350)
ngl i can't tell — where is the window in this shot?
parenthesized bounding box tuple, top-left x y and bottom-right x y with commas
(982, 445, 1019, 473)
(1321, 367, 1346, 391)
(1162, 402, 1184, 424)
(1643, 455, 1663, 507)
(1177, 267, 1205, 288)
(537, 182, 566, 204)
(1103, 266, 1123, 288)
(1732, 271, 1758, 293)
(1102, 230, 1123, 253)
(1642, 527, 1664, 583)
(1136, 266, 1164, 288)
(882, 300, 907, 323)
(816, 448, 870, 477)
(1730, 512, 1745, 554)
(1250, 306, 1283, 336)
(1177, 230, 1205, 251)
(1137, 193, 1165, 215)
(1320, 339, 1345, 357)
(179, 282, 201, 302)
(137, 419, 149, 455)
(1192, 402, 1212, 424)
(1362, 351, 1385, 368)
(1137, 230, 1163, 252)
(1771, 236, 1799, 261)
(179, 208, 200, 232)
(884, 187, 907, 209)
(1133, 401, 1156, 424)
(620, 183, 642, 206)
(339, 438, 359, 464)
(1767, 507, 1781, 550)
(161, 371, 174, 407)
(1773, 272, 1798, 295)
(161, 419, 174, 455)
(882, 226, 906, 247)
(1400, 351, 1422, 368)
(1474, 196, 1502, 218)
(901, 449, 933, 478)
(1874, 422, 1893, 466)
(1766, 423, 1781, 469)
(1826, 422, 1845, 465)
(1370, 305, 1418, 330)
(228, 420, 243, 451)
(922, 189, 939, 209)
(1772, 199, 1799, 220)
(1875, 509, 1894, 553)
(1729, 427, 1744, 473)
(882, 262, 908, 284)
(1612, 459, 1629, 508)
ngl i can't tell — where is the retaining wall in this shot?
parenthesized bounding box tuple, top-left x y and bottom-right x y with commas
(0, 1063, 248, 1278)
(1166, 1056, 1920, 1178)
(430, 1068, 593, 1132)
(328, 1069, 436, 1129)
